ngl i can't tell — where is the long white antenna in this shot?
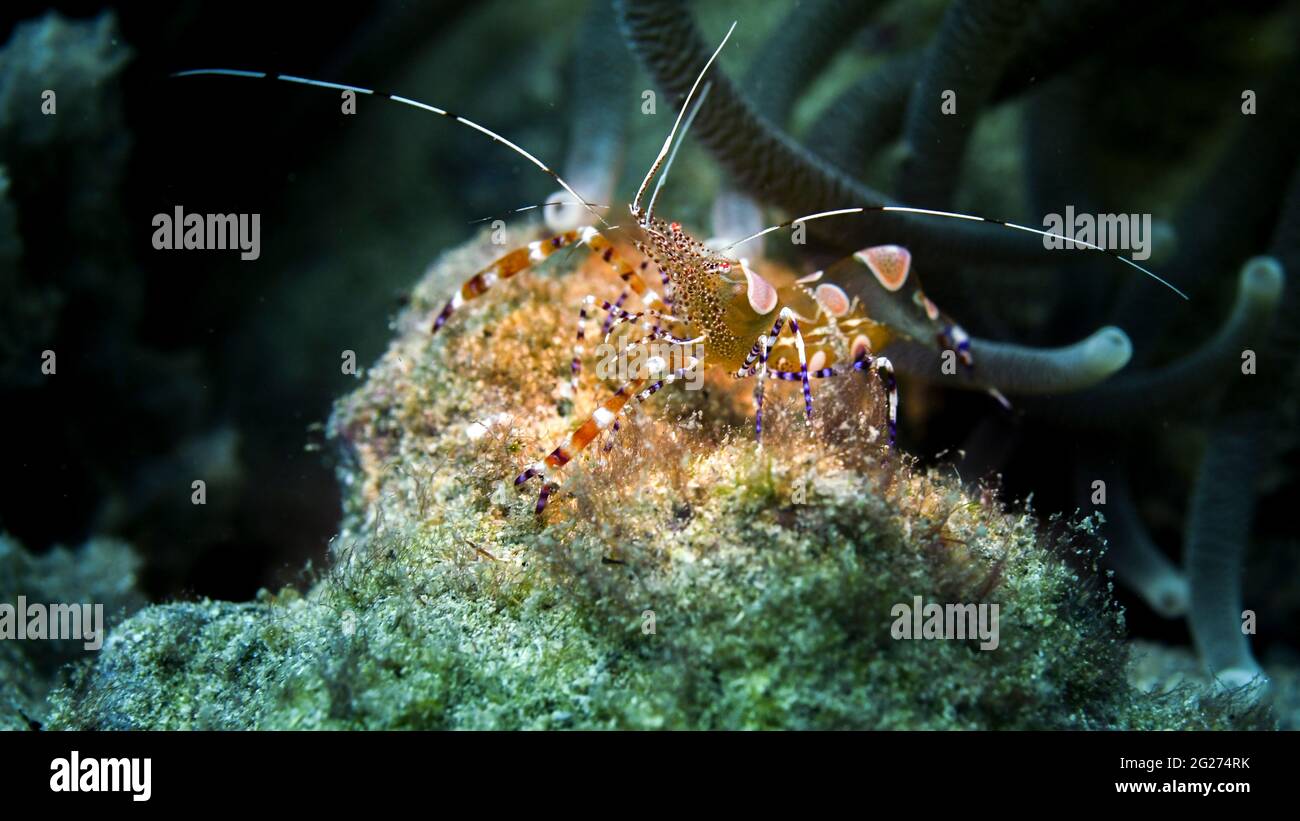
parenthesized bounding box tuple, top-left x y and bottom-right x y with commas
(724, 204, 1189, 300)
(171, 69, 610, 229)
(646, 82, 711, 221)
(632, 21, 737, 221)
(468, 200, 611, 225)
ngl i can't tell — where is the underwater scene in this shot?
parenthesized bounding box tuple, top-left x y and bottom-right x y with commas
(2, 0, 1299, 740)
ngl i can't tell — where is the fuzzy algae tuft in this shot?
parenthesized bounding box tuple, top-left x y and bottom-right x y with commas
(44, 228, 1272, 729)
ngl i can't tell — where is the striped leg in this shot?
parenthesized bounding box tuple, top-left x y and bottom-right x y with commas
(582, 227, 671, 314)
(753, 336, 770, 442)
(645, 259, 674, 310)
(736, 323, 774, 376)
(745, 308, 814, 443)
(516, 376, 649, 513)
(600, 290, 630, 335)
(584, 310, 702, 393)
(572, 294, 643, 391)
(604, 364, 696, 453)
(617, 260, 673, 323)
(571, 295, 594, 390)
(634, 365, 697, 404)
(603, 306, 689, 345)
(765, 353, 897, 448)
(786, 311, 815, 423)
(431, 226, 667, 334)
(603, 419, 621, 453)
(934, 318, 1019, 410)
(938, 321, 974, 370)
(516, 351, 700, 513)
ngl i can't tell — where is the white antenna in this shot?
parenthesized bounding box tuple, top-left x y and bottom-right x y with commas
(171, 69, 610, 229)
(632, 21, 737, 221)
(646, 83, 711, 220)
(724, 205, 1189, 300)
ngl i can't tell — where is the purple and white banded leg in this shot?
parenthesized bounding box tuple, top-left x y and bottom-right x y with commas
(572, 293, 643, 391)
(516, 348, 699, 513)
(739, 308, 814, 443)
(764, 352, 897, 448)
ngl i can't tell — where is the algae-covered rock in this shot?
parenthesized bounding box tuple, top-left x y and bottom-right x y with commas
(45, 227, 1272, 729)
(1, 534, 143, 729)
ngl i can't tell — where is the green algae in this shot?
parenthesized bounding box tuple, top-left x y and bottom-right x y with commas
(40, 228, 1272, 730)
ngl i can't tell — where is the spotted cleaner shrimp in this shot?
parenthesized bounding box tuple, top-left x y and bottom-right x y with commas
(175, 21, 1185, 515)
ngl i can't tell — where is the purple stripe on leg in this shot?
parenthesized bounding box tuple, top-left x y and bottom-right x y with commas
(602, 291, 629, 335)
(535, 482, 555, 514)
(432, 301, 454, 333)
(800, 363, 812, 420)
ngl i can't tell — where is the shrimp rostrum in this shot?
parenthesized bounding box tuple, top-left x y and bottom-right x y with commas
(177, 23, 1183, 515)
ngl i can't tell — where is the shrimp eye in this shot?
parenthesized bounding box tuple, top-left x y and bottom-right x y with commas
(670, 221, 682, 233)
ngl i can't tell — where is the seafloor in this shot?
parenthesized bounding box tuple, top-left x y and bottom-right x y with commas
(6, 228, 1287, 729)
